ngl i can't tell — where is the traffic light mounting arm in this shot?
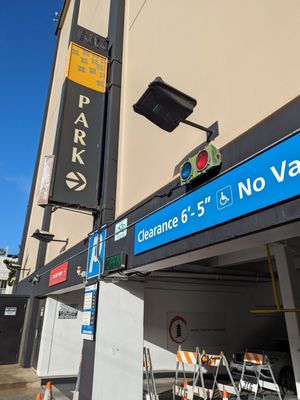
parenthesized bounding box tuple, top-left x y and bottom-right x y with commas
(181, 120, 219, 143)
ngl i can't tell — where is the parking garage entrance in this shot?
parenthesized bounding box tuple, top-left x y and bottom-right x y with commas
(141, 226, 300, 398)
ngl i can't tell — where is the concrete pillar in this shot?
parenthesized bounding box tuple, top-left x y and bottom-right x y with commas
(92, 281, 144, 400)
(273, 244, 300, 398)
(19, 296, 40, 368)
(37, 297, 57, 376)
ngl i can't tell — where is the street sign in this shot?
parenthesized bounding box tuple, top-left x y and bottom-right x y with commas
(86, 227, 106, 279)
(81, 283, 98, 340)
(4, 307, 17, 316)
(48, 39, 108, 211)
(104, 253, 126, 275)
(37, 155, 54, 205)
(48, 262, 69, 286)
(49, 80, 106, 210)
(115, 218, 128, 241)
(134, 131, 300, 254)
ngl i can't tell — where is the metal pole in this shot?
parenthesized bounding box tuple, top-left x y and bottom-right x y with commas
(181, 119, 213, 135)
(266, 244, 281, 310)
(181, 119, 219, 142)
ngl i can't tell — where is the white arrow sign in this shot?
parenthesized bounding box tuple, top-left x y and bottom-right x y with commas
(65, 171, 87, 191)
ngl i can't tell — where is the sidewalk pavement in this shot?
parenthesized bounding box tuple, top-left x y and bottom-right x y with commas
(0, 385, 71, 400)
(0, 364, 72, 400)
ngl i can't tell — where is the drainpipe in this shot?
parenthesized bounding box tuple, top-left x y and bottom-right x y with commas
(95, 0, 125, 228)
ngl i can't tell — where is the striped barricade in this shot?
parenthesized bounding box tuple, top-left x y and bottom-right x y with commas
(201, 354, 222, 367)
(173, 347, 208, 400)
(200, 352, 241, 400)
(239, 352, 282, 400)
(176, 350, 198, 366)
(244, 352, 264, 365)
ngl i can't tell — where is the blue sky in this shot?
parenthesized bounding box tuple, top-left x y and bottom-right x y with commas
(0, 1, 63, 254)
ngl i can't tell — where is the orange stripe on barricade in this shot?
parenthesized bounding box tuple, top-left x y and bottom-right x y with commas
(176, 352, 184, 363)
(244, 352, 263, 365)
(176, 351, 198, 365)
(186, 352, 193, 364)
(254, 353, 263, 364)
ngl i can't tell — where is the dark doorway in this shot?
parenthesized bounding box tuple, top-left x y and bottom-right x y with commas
(0, 295, 28, 364)
(31, 298, 46, 370)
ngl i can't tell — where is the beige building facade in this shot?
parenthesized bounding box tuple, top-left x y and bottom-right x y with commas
(116, 0, 300, 215)
(16, 1, 300, 400)
(19, 0, 111, 280)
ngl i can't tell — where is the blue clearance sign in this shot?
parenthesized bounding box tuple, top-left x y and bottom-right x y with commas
(86, 227, 106, 279)
(134, 131, 300, 255)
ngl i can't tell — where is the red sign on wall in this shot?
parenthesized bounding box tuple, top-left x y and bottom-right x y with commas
(48, 261, 69, 287)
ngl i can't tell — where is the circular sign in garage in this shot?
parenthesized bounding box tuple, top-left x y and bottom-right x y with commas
(169, 315, 189, 344)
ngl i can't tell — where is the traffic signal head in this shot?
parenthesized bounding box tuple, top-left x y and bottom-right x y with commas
(180, 143, 222, 185)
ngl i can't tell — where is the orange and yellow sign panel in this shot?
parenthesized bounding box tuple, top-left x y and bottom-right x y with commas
(66, 43, 108, 93)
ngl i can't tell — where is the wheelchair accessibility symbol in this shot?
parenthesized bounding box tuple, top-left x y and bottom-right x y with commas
(216, 185, 233, 210)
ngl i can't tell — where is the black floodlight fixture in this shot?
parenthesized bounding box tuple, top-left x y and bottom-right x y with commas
(31, 229, 68, 244)
(133, 77, 219, 142)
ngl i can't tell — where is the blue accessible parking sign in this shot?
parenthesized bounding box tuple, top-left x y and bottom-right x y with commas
(86, 227, 106, 279)
(216, 185, 233, 210)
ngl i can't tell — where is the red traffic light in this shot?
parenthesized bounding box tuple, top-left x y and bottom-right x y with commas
(196, 150, 209, 171)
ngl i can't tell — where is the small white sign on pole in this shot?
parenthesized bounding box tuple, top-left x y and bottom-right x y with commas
(115, 218, 128, 241)
(81, 283, 98, 340)
(4, 307, 17, 316)
(37, 155, 54, 206)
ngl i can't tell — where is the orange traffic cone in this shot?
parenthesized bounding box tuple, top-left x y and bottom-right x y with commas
(43, 381, 53, 400)
(222, 388, 229, 400)
(181, 378, 188, 400)
(36, 393, 42, 400)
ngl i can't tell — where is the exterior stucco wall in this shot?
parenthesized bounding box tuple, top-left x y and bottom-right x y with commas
(116, 0, 300, 216)
(37, 290, 84, 377)
(78, 0, 110, 37)
(20, 0, 94, 279)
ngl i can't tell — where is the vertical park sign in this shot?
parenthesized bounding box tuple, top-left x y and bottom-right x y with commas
(48, 37, 108, 210)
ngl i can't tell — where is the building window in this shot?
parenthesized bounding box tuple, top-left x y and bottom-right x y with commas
(0, 280, 7, 288)
(0, 280, 7, 294)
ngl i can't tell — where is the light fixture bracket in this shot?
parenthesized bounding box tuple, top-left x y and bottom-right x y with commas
(31, 229, 68, 244)
(181, 120, 219, 143)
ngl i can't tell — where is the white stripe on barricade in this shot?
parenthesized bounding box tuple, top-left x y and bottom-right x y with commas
(258, 379, 280, 392)
(239, 379, 259, 393)
(192, 385, 209, 399)
(217, 383, 241, 395)
(174, 384, 194, 399)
